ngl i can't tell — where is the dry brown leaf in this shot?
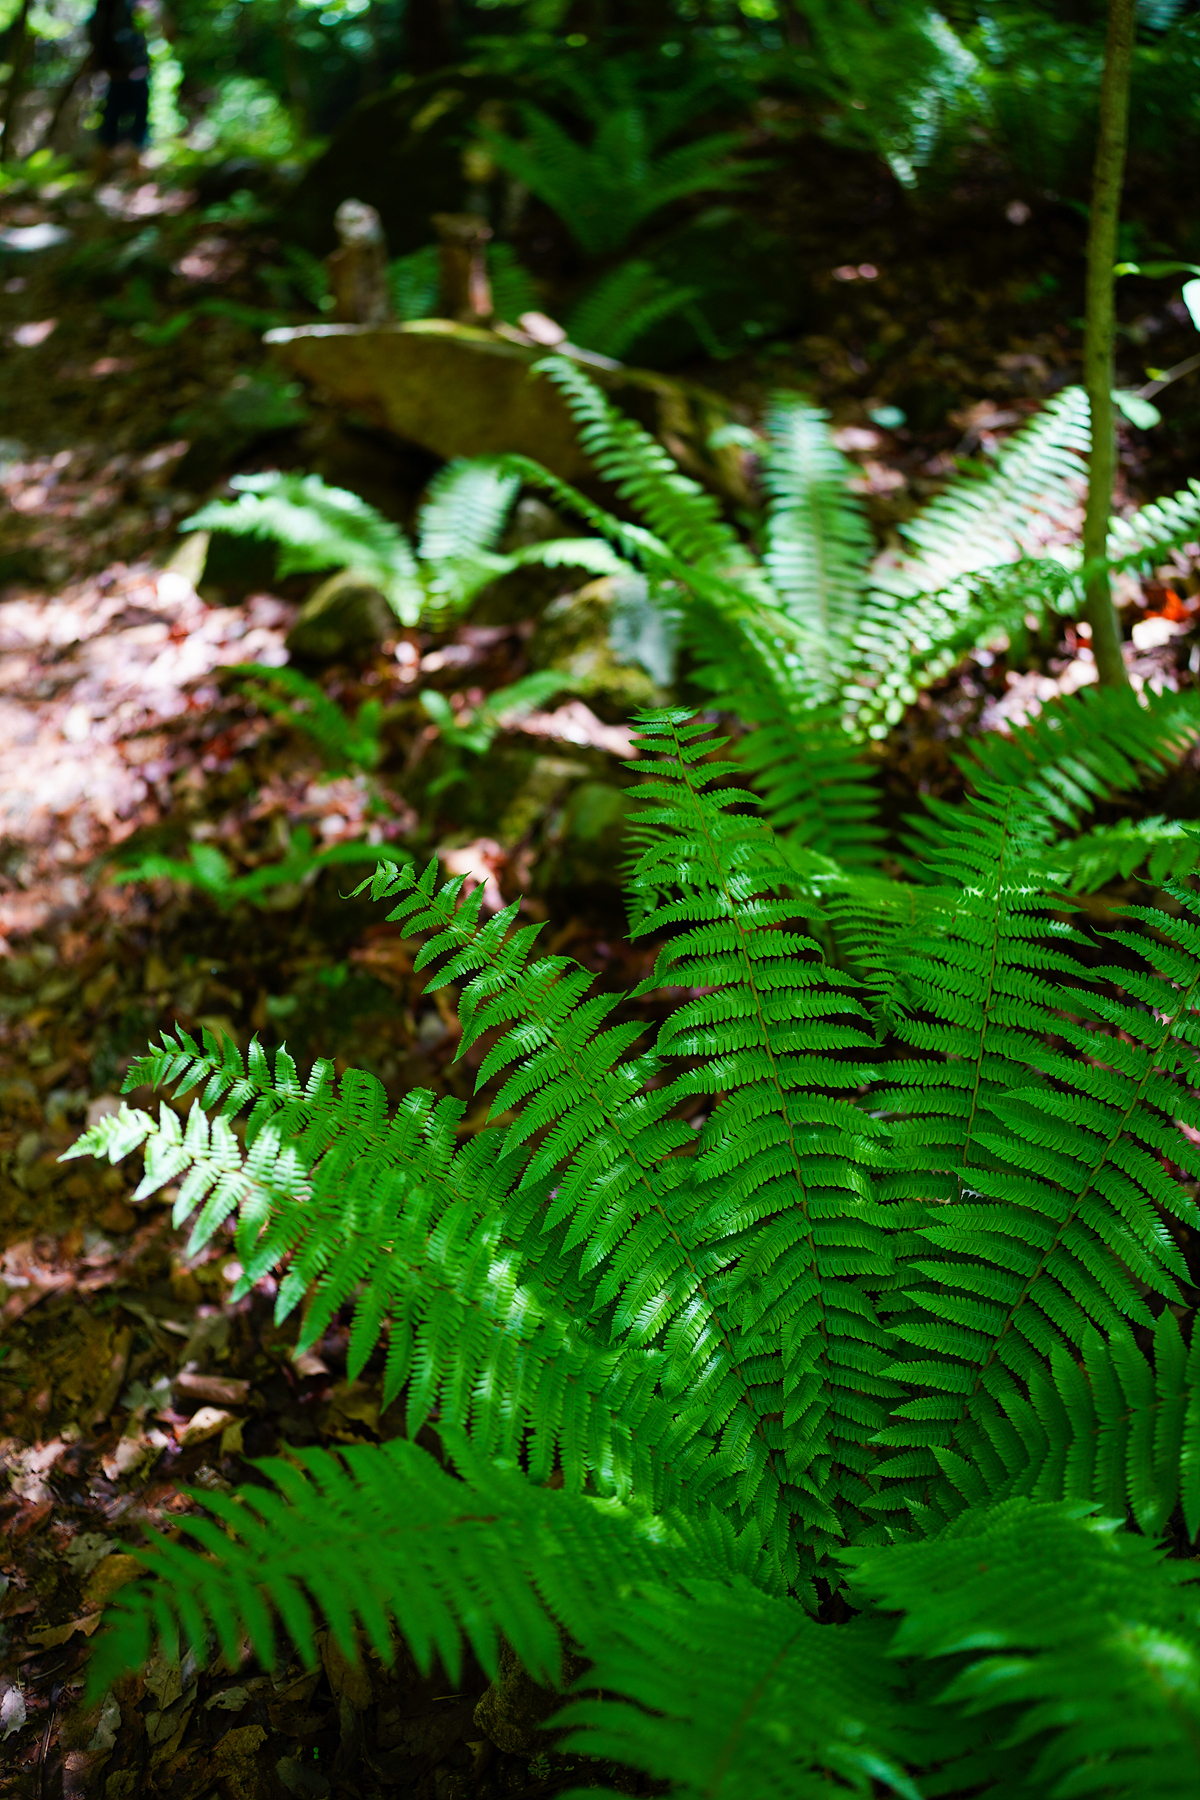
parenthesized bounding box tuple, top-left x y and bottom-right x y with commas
(82, 1553, 143, 1610)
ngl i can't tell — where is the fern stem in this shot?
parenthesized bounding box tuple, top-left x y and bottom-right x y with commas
(956, 787, 1020, 1186)
(656, 719, 839, 1510)
(1081, 0, 1135, 689)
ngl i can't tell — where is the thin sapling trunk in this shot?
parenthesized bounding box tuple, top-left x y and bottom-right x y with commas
(1081, 0, 1135, 688)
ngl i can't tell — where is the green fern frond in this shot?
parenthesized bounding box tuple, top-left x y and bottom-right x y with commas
(946, 1311, 1200, 1538)
(228, 663, 383, 771)
(108, 830, 403, 909)
(682, 598, 883, 865)
(962, 684, 1200, 835)
(889, 387, 1091, 595)
(557, 1583, 924, 1800)
(85, 1431, 771, 1699)
(625, 714, 896, 1567)
(876, 876, 1200, 1529)
(67, 683, 1200, 1785)
(1105, 476, 1200, 578)
(68, 1021, 705, 1508)
(487, 242, 540, 327)
(760, 393, 873, 694)
(842, 554, 1077, 737)
(818, 871, 951, 1024)
(847, 389, 1090, 731)
(387, 243, 440, 321)
(182, 472, 426, 622)
(483, 104, 761, 259)
(872, 775, 1068, 1199)
(534, 356, 742, 571)
(843, 1499, 1200, 1800)
(416, 458, 521, 569)
(412, 459, 523, 620)
(565, 260, 699, 361)
(360, 856, 784, 1537)
(1054, 815, 1200, 890)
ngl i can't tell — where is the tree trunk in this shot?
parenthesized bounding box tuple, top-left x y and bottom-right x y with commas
(1081, 0, 1135, 688)
(0, 0, 34, 165)
(407, 0, 458, 74)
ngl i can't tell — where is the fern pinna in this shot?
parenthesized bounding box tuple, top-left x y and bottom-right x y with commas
(67, 707, 1200, 1795)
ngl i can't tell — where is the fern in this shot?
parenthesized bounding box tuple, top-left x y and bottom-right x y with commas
(109, 830, 403, 911)
(962, 682, 1200, 835)
(230, 662, 384, 771)
(535, 355, 744, 572)
(843, 1499, 1200, 1800)
(760, 392, 874, 696)
(419, 669, 579, 791)
(802, 0, 983, 187)
(85, 1428, 776, 1696)
(183, 472, 428, 624)
(565, 259, 699, 361)
(1054, 815, 1200, 890)
(493, 357, 1200, 903)
(523, 359, 887, 865)
(847, 387, 1092, 732)
(387, 243, 440, 321)
(482, 100, 763, 260)
(680, 598, 884, 869)
(67, 704, 1200, 1796)
(182, 458, 631, 631)
(1102, 475, 1200, 579)
(62, 296, 1200, 1796)
(487, 242, 540, 326)
(512, 361, 1092, 847)
(555, 1578, 926, 1800)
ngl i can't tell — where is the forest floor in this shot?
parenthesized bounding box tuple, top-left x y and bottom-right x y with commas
(1, 148, 1199, 1800)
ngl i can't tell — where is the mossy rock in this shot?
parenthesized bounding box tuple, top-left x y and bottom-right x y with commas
(529, 575, 672, 716)
(472, 1639, 587, 1757)
(285, 569, 396, 662)
(265, 322, 751, 502)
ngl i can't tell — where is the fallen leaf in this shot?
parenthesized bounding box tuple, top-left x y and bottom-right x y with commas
(26, 1611, 103, 1649)
(100, 1426, 168, 1481)
(219, 1416, 245, 1456)
(82, 1553, 143, 1609)
(6, 1437, 70, 1504)
(210, 1724, 267, 1773)
(86, 1692, 121, 1754)
(175, 1405, 234, 1448)
(174, 1370, 250, 1406)
(0, 1681, 27, 1740)
(11, 319, 58, 348)
(1132, 613, 1185, 651)
(64, 1532, 116, 1576)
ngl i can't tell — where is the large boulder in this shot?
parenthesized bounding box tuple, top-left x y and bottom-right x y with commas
(265, 320, 751, 501)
